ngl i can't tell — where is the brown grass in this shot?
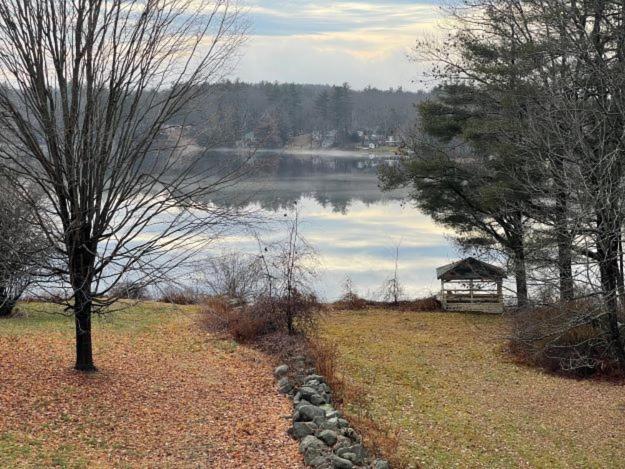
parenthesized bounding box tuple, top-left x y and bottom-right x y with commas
(320, 308, 625, 468)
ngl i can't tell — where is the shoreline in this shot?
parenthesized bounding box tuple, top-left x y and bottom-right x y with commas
(209, 147, 400, 159)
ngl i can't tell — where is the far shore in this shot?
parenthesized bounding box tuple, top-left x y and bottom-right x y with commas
(209, 146, 401, 158)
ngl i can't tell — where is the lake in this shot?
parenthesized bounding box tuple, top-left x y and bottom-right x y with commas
(204, 150, 456, 301)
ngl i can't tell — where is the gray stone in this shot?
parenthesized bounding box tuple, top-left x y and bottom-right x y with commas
(274, 364, 289, 378)
(325, 410, 340, 419)
(336, 444, 365, 465)
(289, 421, 318, 440)
(300, 436, 328, 465)
(333, 435, 351, 451)
(295, 399, 313, 411)
(340, 427, 360, 441)
(299, 386, 327, 405)
(321, 417, 340, 431)
(310, 454, 332, 468)
(318, 429, 338, 446)
(373, 459, 390, 469)
(277, 376, 293, 394)
(331, 455, 353, 469)
(337, 418, 349, 429)
(305, 374, 325, 383)
(296, 405, 326, 422)
(313, 415, 327, 427)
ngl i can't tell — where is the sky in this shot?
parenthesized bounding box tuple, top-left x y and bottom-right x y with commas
(233, 1, 446, 91)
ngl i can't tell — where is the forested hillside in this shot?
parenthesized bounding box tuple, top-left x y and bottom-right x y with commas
(177, 81, 428, 148)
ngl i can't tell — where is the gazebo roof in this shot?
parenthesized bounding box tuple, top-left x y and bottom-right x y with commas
(436, 257, 506, 281)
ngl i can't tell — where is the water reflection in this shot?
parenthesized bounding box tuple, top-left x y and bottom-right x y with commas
(204, 151, 456, 300)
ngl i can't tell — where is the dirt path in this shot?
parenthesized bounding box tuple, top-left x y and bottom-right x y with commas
(0, 304, 303, 468)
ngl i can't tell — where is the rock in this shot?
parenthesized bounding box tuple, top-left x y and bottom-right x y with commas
(310, 454, 332, 468)
(295, 399, 313, 411)
(321, 417, 340, 431)
(341, 453, 359, 464)
(318, 429, 338, 446)
(330, 455, 353, 469)
(289, 421, 318, 440)
(337, 418, 349, 429)
(340, 427, 360, 441)
(300, 435, 328, 465)
(313, 415, 327, 427)
(333, 435, 351, 451)
(305, 374, 325, 383)
(274, 364, 289, 378)
(373, 459, 390, 469)
(319, 403, 334, 413)
(296, 405, 326, 422)
(336, 445, 365, 464)
(299, 386, 327, 405)
(277, 376, 293, 394)
(325, 410, 340, 419)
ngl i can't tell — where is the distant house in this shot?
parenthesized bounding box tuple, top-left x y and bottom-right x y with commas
(437, 257, 506, 314)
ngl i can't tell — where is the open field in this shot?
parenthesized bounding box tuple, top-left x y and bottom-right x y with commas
(322, 310, 625, 468)
(0, 302, 302, 468)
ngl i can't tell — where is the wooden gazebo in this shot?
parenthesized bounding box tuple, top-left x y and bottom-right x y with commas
(437, 257, 506, 314)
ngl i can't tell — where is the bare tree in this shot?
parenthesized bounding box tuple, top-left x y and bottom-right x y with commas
(0, 0, 246, 370)
(256, 206, 318, 334)
(0, 182, 48, 316)
(200, 252, 263, 304)
(379, 243, 405, 305)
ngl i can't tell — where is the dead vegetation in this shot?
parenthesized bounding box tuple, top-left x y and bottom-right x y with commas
(0, 302, 303, 468)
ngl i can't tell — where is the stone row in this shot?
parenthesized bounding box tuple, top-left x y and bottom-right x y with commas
(275, 364, 390, 469)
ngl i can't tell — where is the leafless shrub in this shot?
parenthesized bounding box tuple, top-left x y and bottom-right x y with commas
(108, 281, 150, 301)
(256, 206, 320, 334)
(200, 252, 264, 305)
(334, 276, 369, 310)
(156, 284, 201, 305)
(507, 299, 617, 375)
(377, 244, 405, 305)
(0, 183, 49, 317)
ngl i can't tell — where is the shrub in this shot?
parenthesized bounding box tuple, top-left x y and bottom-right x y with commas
(507, 299, 615, 375)
(334, 292, 369, 310)
(200, 252, 264, 305)
(157, 284, 200, 305)
(109, 281, 150, 300)
(200, 292, 321, 342)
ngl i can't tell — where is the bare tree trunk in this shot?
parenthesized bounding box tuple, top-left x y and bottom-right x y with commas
(513, 245, 529, 308)
(0, 288, 14, 317)
(555, 158, 574, 302)
(597, 211, 625, 368)
(618, 230, 625, 304)
(74, 291, 95, 372)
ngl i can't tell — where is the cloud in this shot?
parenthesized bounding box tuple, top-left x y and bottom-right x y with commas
(233, 0, 446, 89)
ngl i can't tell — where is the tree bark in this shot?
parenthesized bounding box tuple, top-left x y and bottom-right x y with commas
(554, 157, 574, 302)
(74, 288, 96, 372)
(510, 227, 529, 308)
(597, 211, 625, 368)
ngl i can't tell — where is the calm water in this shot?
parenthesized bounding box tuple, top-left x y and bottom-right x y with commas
(205, 151, 456, 300)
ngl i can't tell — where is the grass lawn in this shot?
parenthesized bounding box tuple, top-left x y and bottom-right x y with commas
(0, 302, 302, 468)
(322, 309, 625, 468)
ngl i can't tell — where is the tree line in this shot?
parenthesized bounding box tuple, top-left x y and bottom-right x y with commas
(184, 81, 427, 147)
(381, 0, 625, 372)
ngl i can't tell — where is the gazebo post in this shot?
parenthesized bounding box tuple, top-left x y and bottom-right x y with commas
(497, 279, 503, 302)
(469, 279, 474, 303)
(441, 279, 446, 309)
